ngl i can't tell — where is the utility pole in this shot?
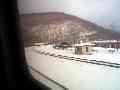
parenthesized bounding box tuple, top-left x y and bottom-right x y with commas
(48, 24, 51, 44)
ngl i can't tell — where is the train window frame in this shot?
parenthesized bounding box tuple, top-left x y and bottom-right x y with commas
(0, 0, 52, 89)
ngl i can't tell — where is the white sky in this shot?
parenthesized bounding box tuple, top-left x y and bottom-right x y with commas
(18, 0, 120, 32)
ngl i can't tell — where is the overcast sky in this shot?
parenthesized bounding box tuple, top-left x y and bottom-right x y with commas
(18, 0, 120, 32)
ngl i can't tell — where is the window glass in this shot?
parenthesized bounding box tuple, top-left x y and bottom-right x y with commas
(18, 0, 120, 90)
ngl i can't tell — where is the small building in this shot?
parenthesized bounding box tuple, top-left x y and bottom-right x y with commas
(93, 40, 120, 49)
(74, 43, 95, 55)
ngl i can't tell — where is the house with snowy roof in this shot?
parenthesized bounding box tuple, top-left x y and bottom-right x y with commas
(74, 42, 95, 55)
(93, 40, 120, 49)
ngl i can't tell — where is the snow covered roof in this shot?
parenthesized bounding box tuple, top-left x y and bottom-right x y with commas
(93, 40, 120, 43)
(34, 43, 48, 45)
(74, 43, 95, 47)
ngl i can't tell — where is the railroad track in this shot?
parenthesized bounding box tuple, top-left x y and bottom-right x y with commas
(33, 49, 120, 68)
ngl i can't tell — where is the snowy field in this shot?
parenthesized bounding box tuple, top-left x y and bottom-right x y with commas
(25, 46, 120, 90)
(33, 45, 120, 64)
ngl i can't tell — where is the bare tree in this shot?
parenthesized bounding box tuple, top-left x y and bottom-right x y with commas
(64, 23, 81, 44)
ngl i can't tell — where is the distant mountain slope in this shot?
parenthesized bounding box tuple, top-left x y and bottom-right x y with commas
(20, 12, 120, 46)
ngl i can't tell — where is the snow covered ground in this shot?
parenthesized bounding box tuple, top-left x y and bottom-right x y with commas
(33, 45, 120, 64)
(25, 46, 120, 90)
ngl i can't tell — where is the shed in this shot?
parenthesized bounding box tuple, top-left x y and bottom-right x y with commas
(74, 43, 95, 55)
